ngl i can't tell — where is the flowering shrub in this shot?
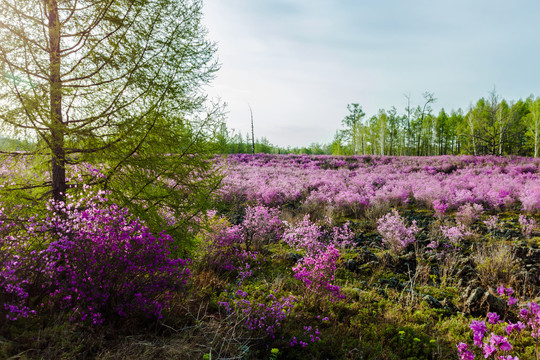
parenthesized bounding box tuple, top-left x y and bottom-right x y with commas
(484, 215, 503, 232)
(427, 222, 471, 259)
(440, 223, 472, 245)
(518, 214, 537, 238)
(456, 203, 484, 226)
(218, 265, 295, 339)
(242, 205, 283, 251)
(220, 291, 296, 338)
(0, 190, 190, 324)
(292, 245, 343, 300)
(433, 199, 449, 217)
(283, 215, 353, 254)
(377, 209, 419, 254)
(283, 215, 352, 301)
(197, 215, 256, 273)
(290, 325, 322, 348)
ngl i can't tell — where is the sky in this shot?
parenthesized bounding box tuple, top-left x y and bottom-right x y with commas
(201, 0, 540, 148)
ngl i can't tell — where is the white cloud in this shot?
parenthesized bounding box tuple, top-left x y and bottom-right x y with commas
(202, 0, 540, 148)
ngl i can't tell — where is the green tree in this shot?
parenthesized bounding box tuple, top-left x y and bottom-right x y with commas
(435, 109, 450, 155)
(341, 103, 366, 154)
(386, 106, 401, 155)
(467, 90, 520, 155)
(0, 0, 222, 248)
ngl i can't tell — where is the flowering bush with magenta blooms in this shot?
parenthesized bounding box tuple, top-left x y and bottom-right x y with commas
(432, 199, 449, 217)
(292, 244, 343, 300)
(197, 214, 256, 273)
(427, 222, 471, 258)
(283, 215, 352, 300)
(0, 188, 190, 324)
(441, 222, 472, 246)
(457, 285, 540, 360)
(218, 262, 296, 339)
(283, 214, 353, 255)
(484, 215, 503, 232)
(377, 209, 419, 254)
(220, 290, 296, 338)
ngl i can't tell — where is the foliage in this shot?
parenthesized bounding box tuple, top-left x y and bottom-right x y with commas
(0, 189, 190, 324)
(0, 0, 223, 252)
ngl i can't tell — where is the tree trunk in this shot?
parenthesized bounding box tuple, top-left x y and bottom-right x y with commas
(48, 0, 66, 202)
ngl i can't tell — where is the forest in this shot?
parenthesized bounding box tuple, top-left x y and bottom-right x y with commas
(221, 91, 540, 158)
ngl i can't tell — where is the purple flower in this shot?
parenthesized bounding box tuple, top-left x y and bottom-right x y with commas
(456, 342, 475, 360)
(483, 344, 497, 358)
(519, 308, 529, 319)
(470, 320, 487, 335)
(487, 312, 501, 324)
(505, 321, 525, 335)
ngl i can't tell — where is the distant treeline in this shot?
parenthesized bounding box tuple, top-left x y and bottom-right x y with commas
(218, 90, 540, 157)
(0, 137, 33, 151)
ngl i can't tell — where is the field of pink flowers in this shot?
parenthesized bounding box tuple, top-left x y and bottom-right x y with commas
(2, 154, 540, 359)
(213, 154, 540, 359)
(218, 154, 540, 214)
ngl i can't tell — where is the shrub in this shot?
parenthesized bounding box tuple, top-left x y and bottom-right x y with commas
(484, 215, 503, 232)
(377, 209, 419, 254)
(283, 214, 353, 255)
(242, 205, 284, 251)
(197, 215, 255, 273)
(0, 190, 190, 324)
(283, 215, 352, 301)
(440, 222, 472, 246)
(433, 199, 449, 217)
(292, 245, 343, 300)
(456, 203, 484, 227)
(518, 214, 537, 238)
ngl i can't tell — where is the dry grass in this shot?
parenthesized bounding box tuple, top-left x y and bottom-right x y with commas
(473, 241, 518, 289)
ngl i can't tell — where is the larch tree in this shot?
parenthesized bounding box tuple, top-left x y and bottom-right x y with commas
(0, 0, 223, 248)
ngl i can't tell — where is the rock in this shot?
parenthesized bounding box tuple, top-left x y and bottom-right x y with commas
(455, 265, 478, 283)
(440, 298, 459, 314)
(423, 295, 443, 309)
(357, 248, 378, 263)
(394, 252, 417, 275)
(379, 252, 394, 267)
(284, 252, 302, 264)
(343, 259, 357, 272)
(461, 286, 507, 317)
